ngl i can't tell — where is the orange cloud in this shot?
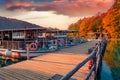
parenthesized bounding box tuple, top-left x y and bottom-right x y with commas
(6, 2, 32, 8)
(5, 0, 114, 17)
(5, 0, 33, 11)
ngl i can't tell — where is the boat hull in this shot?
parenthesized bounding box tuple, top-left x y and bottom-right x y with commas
(0, 48, 57, 59)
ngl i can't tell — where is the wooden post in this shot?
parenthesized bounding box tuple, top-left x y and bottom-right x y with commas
(26, 44, 30, 60)
(18, 41, 20, 49)
(42, 38, 45, 49)
(65, 37, 68, 46)
(12, 29, 13, 49)
(56, 39, 58, 49)
(1, 32, 3, 46)
(7, 41, 8, 49)
(96, 40, 107, 80)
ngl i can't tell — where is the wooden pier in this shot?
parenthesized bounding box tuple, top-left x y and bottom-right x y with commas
(0, 41, 105, 80)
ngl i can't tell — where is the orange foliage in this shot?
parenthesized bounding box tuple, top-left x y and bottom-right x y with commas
(68, 1, 120, 39)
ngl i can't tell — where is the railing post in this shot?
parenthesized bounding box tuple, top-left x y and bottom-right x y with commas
(26, 44, 30, 60)
(7, 41, 8, 49)
(96, 40, 107, 80)
(92, 42, 101, 80)
(96, 45, 102, 80)
(93, 54, 97, 80)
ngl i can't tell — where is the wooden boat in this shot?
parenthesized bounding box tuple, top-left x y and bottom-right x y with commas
(0, 27, 79, 59)
(0, 48, 57, 59)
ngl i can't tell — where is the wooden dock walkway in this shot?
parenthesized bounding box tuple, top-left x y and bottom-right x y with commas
(0, 41, 97, 80)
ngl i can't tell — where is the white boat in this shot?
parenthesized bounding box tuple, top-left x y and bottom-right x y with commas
(0, 48, 57, 59)
(0, 27, 78, 59)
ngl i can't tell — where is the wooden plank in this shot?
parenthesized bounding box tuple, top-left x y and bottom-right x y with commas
(0, 54, 90, 80)
(2, 68, 49, 80)
(0, 41, 96, 80)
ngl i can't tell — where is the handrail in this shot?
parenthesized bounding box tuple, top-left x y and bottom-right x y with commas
(60, 44, 99, 80)
(85, 64, 95, 80)
(60, 39, 107, 80)
(0, 40, 25, 50)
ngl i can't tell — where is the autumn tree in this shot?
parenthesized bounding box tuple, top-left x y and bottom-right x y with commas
(68, 1, 120, 39)
(103, 1, 120, 38)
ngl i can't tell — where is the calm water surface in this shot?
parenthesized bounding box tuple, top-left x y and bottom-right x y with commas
(0, 58, 8, 67)
(0, 58, 22, 68)
(0, 58, 15, 68)
(104, 40, 120, 80)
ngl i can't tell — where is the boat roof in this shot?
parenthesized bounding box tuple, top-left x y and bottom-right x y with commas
(0, 27, 47, 32)
(0, 26, 78, 33)
(0, 28, 78, 33)
(0, 16, 78, 33)
(45, 29, 78, 33)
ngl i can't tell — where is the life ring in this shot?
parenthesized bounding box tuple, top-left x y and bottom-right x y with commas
(29, 43, 38, 51)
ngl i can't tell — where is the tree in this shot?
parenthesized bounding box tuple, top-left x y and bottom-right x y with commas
(103, 2, 120, 38)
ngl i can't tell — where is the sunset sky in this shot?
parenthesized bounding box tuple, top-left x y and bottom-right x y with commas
(0, 0, 114, 30)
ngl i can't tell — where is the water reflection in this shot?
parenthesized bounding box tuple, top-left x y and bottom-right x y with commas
(0, 58, 9, 67)
(104, 40, 120, 80)
(0, 58, 21, 68)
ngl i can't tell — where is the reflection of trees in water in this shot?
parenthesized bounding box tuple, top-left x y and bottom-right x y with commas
(104, 40, 120, 80)
(0, 59, 14, 68)
(0, 59, 6, 67)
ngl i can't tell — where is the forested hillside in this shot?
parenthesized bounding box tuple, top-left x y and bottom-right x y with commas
(68, 0, 120, 39)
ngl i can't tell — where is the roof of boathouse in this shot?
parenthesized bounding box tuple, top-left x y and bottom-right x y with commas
(0, 24, 78, 32)
(0, 16, 78, 33)
(0, 16, 46, 31)
(45, 28, 78, 33)
(0, 24, 46, 31)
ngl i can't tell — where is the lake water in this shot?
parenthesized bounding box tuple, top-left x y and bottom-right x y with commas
(104, 40, 120, 80)
(0, 58, 15, 68)
(0, 58, 22, 68)
(0, 58, 6, 67)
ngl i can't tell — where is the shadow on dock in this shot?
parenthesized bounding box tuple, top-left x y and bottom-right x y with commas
(0, 68, 51, 80)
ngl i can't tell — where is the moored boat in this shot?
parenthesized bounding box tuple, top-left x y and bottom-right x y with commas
(0, 26, 79, 59)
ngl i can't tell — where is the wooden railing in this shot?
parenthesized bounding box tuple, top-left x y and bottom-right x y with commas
(60, 39, 107, 80)
(0, 40, 25, 50)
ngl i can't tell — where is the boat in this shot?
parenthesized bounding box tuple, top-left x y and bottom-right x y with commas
(0, 26, 79, 59)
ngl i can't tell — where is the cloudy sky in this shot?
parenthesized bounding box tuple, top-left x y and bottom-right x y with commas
(0, 0, 114, 30)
